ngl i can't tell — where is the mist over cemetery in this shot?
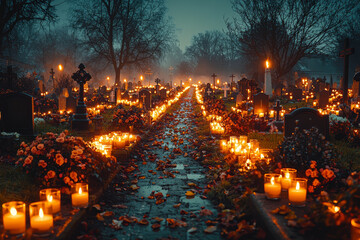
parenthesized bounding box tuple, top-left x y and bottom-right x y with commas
(1, 0, 360, 239)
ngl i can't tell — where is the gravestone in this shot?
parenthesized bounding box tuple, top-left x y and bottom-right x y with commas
(0, 92, 34, 135)
(109, 90, 115, 102)
(223, 83, 229, 98)
(253, 93, 269, 114)
(236, 93, 243, 107)
(122, 91, 130, 100)
(160, 89, 167, 99)
(128, 82, 133, 90)
(238, 78, 249, 98)
(291, 88, 302, 101)
(318, 90, 330, 109)
(58, 95, 67, 112)
(204, 83, 213, 98)
(115, 88, 121, 104)
(139, 89, 151, 110)
(352, 72, 360, 98)
(38, 80, 45, 93)
(284, 107, 329, 138)
(66, 95, 77, 112)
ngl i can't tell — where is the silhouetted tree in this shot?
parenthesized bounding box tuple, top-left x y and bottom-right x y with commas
(72, 0, 173, 86)
(227, 0, 359, 84)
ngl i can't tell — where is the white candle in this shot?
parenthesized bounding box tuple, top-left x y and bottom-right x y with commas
(288, 181, 307, 204)
(264, 177, 281, 199)
(30, 208, 53, 232)
(351, 218, 360, 240)
(3, 208, 26, 235)
(47, 195, 61, 214)
(72, 187, 89, 207)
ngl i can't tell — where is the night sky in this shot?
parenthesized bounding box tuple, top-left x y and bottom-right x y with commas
(55, 0, 235, 51)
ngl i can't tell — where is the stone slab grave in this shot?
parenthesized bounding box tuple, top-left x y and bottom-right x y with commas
(139, 89, 151, 110)
(284, 107, 329, 138)
(160, 88, 167, 99)
(236, 93, 243, 107)
(318, 90, 330, 109)
(253, 93, 269, 115)
(0, 92, 34, 135)
(204, 83, 213, 98)
(66, 95, 77, 113)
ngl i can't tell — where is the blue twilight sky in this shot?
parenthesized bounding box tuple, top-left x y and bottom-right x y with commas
(54, 0, 236, 52)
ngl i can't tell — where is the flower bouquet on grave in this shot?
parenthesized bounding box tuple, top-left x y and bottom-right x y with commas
(112, 105, 145, 132)
(15, 131, 117, 193)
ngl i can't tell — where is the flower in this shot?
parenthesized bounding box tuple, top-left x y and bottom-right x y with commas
(55, 153, 63, 159)
(17, 149, 24, 156)
(56, 137, 64, 143)
(38, 160, 47, 168)
(63, 176, 70, 184)
(310, 161, 317, 169)
(56, 157, 64, 166)
(306, 169, 312, 177)
(313, 178, 321, 187)
(47, 170, 56, 179)
(70, 171, 77, 180)
(37, 144, 44, 150)
(31, 147, 37, 154)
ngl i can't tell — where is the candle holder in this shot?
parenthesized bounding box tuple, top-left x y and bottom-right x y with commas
(40, 188, 61, 215)
(220, 140, 228, 152)
(2, 201, 26, 238)
(239, 135, 247, 145)
(288, 178, 307, 207)
(280, 168, 297, 191)
(29, 201, 54, 237)
(71, 183, 89, 208)
(229, 136, 238, 147)
(351, 218, 360, 240)
(264, 173, 281, 200)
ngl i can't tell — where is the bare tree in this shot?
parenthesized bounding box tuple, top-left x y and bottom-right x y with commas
(227, 0, 359, 84)
(0, 0, 56, 55)
(72, 0, 173, 86)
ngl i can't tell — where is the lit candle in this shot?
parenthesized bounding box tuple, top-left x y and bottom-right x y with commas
(280, 168, 297, 191)
(30, 208, 53, 232)
(264, 174, 281, 200)
(259, 112, 264, 118)
(72, 184, 89, 208)
(288, 178, 307, 207)
(351, 218, 360, 240)
(2, 202, 26, 235)
(40, 188, 61, 214)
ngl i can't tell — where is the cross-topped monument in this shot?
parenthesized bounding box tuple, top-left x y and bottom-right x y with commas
(339, 38, 354, 104)
(223, 83, 229, 98)
(71, 63, 92, 130)
(211, 73, 217, 89)
(141, 94, 146, 109)
(273, 100, 283, 121)
(50, 68, 55, 88)
(229, 74, 235, 82)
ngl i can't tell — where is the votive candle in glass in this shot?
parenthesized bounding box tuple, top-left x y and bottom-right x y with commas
(71, 183, 89, 208)
(2, 201, 26, 237)
(264, 173, 281, 200)
(239, 135, 247, 145)
(220, 140, 228, 152)
(280, 168, 297, 191)
(351, 218, 360, 240)
(29, 201, 53, 236)
(40, 188, 61, 214)
(288, 178, 307, 207)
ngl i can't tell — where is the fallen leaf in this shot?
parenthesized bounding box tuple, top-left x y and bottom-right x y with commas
(96, 213, 104, 221)
(173, 203, 181, 208)
(185, 190, 196, 197)
(111, 220, 123, 230)
(101, 211, 114, 217)
(92, 204, 101, 211)
(187, 227, 197, 233)
(204, 225, 217, 233)
(112, 204, 128, 209)
(138, 219, 149, 225)
(152, 223, 161, 230)
(200, 209, 213, 216)
(152, 217, 164, 222)
(130, 185, 140, 191)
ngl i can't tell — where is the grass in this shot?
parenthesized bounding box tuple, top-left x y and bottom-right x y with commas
(331, 140, 360, 171)
(247, 132, 284, 149)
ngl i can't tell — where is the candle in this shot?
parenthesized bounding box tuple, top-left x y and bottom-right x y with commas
(351, 218, 360, 240)
(72, 183, 89, 208)
(288, 178, 307, 207)
(264, 174, 281, 200)
(280, 168, 297, 191)
(40, 188, 61, 214)
(2, 202, 26, 236)
(30, 208, 53, 232)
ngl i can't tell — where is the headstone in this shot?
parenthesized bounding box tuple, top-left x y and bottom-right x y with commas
(0, 92, 34, 135)
(236, 93, 243, 107)
(122, 91, 130, 100)
(109, 90, 115, 103)
(238, 78, 249, 98)
(160, 89, 167, 99)
(318, 90, 330, 109)
(66, 95, 77, 112)
(204, 83, 213, 98)
(291, 88, 302, 101)
(38, 80, 44, 93)
(62, 88, 69, 98)
(352, 72, 360, 98)
(284, 107, 329, 138)
(128, 82, 133, 90)
(139, 89, 151, 110)
(58, 95, 67, 112)
(115, 88, 121, 104)
(253, 93, 269, 114)
(223, 83, 230, 98)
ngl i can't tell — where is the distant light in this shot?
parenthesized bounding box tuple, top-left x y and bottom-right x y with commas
(124, 79, 127, 82)
(266, 60, 270, 69)
(58, 64, 63, 71)
(107, 76, 110, 80)
(140, 75, 143, 80)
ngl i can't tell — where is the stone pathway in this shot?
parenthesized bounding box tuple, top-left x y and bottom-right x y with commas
(76, 89, 220, 240)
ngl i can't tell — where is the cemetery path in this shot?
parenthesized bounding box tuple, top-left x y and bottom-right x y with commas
(76, 88, 220, 240)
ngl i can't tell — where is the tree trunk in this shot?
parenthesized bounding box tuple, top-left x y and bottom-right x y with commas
(115, 67, 121, 87)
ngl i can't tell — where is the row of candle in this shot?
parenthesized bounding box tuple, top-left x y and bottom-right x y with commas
(90, 132, 138, 157)
(2, 183, 89, 238)
(150, 86, 190, 120)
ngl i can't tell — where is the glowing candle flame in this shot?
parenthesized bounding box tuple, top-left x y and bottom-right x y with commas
(10, 207, 17, 216)
(39, 208, 44, 218)
(47, 195, 53, 202)
(334, 206, 340, 213)
(296, 181, 300, 190)
(285, 172, 290, 179)
(270, 177, 275, 185)
(58, 64, 63, 71)
(79, 187, 82, 194)
(266, 60, 270, 68)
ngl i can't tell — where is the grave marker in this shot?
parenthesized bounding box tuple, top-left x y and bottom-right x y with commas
(318, 90, 330, 109)
(253, 93, 269, 114)
(139, 89, 151, 110)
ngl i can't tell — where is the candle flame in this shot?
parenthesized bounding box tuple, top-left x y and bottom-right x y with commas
(39, 208, 44, 218)
(266, 60, 270, 68)
(270, 177, 275, 185)
(334, 206, 340, 213)
(47, 195, 53, 202)
(296, 181, 300, 190)
(260, 154, 264, 159)
(285, 172, 290, 179)
(10, 207, 17, 216)
(79, 187, 82, 194)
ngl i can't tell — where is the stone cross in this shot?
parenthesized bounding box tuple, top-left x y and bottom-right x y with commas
(339, 38, 354, 104)
(223, 83, 229, 98)
(207, 88, 212, 96)
(229, 74, 235, 82)
(211, 73, 217, 89)
(141, 94, 146, 109)
(273, 100, 282, 121)
(155, 78, 161, 85)
(71, 63, 91, 130)
(50, 68, 55, 88)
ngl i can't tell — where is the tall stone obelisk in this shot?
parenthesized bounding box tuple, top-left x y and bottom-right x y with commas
(264, 60, 272, 97)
